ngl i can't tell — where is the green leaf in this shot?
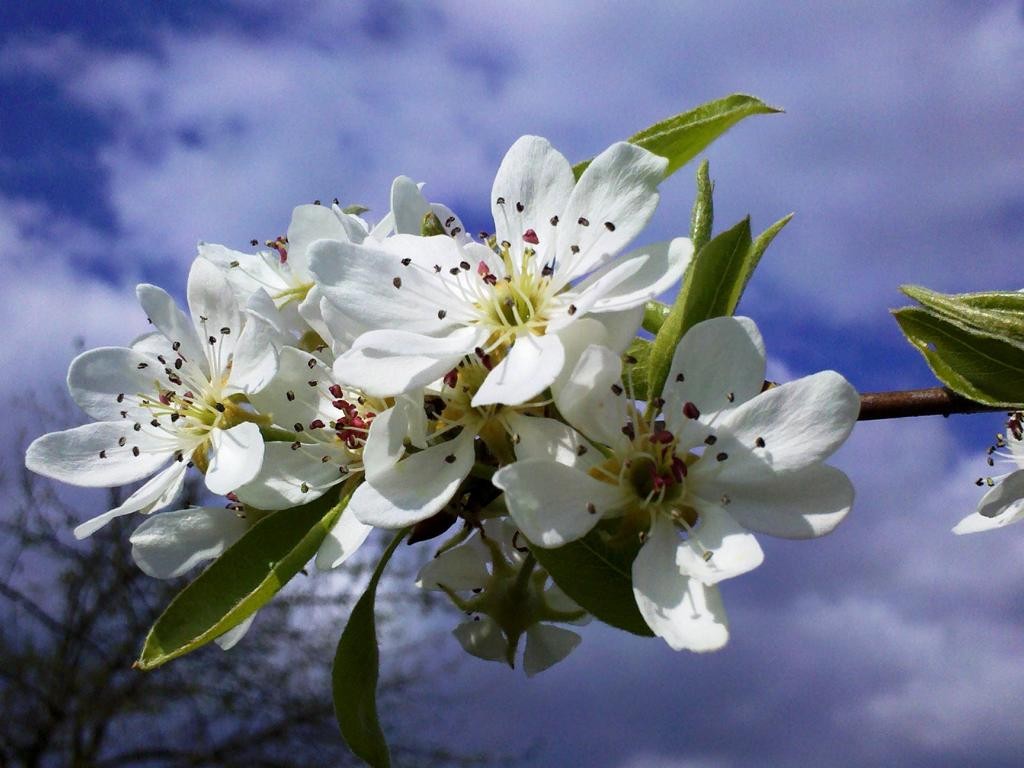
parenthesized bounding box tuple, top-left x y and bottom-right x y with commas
(572, 94, 782, 180)
(137, 484, 354, 669)
(642, 300, 670, 334)
(646, 214, 792, 399)
(623, 337, 652, 402)
(530, 526, 653, 637)
(333, 529, 408, 768)
(689, 160, 714, 252)
(893, 306, 1024, 407)
(901, 285, 1024, 344)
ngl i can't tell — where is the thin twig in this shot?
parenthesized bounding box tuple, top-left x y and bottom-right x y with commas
(857, 387, 1007, 421)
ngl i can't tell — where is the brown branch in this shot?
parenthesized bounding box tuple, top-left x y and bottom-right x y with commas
(857, 387, 1007, 421)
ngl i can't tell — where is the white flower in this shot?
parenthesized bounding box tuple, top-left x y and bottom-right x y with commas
(954, 412, 1024, 534)
(200, 202, 370, 352)
(311, 136, 690, 406)
(368, 175, 465, 240)
(417, 519, 586, 675)
(25, 258, 276, 538)
(493, 316, 860, 651)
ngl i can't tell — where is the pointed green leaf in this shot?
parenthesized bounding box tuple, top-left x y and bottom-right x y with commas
(689, 159, 714, 252)
(642, 301, 671, 335)
(137, 483, 354, 669)
(332, 529, 408, 768)
(573, 94, 782, 180)
(893, 306, 1024, 407)
(901, 285, 1024, 344)
(646, 214, 792, 399)
(530, 526, 653, 637)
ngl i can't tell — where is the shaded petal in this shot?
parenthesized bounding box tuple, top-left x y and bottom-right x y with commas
(632, 515, 729, 652)
(524, 624, 582, 676)
(954, 470, 1024, 534)
(580, 238, 691, 313)
(701, 463, 855, 539)
(694, 371, 860, 483)
(471, 332, 565, 407)
(286, 203, 363, 273)
(248, 346, 336, 430)
(504, 412, 601, 472)
(361, 395, 429, 484)
(550, 318, 611, 393)
(186, 257, 241, 372)
(68, 346, 169, 422)
(453, 616, 507, 663)
(315, 509, 373, 570)
(556, 142, 667, 283)
(205, 422, 264, 495)
(675, 507, 764, 585)
(587, 306, 645, 355)
(390, 175, 431, 235)
(493, 459, 631, 548)
(26, 422, 177, 487)
(215, 615, 254, 650)
(225, 313, 281, 395)
(74, 459, 188, 539)
(547, 255, 648, 332)
(136, 283, 207, 376)
(416, 542, 490, 591)
(130, 506, 249, 578)
(350, 431, 475, 528)
(235, 440, 346, 509)
(663, 316, 766, 441)
(552, 344, 630, 453)
(335, 326, 486, 398)
(490, 136, 575, 262)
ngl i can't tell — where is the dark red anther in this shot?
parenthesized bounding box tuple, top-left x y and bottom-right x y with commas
(332, 399, 348, 411)
(650, 429, 675, 445)
(523, 228, 539, 245)
(683, 401, 701, 420)
(159, 391, 172, 406)
(477, 260, 490, 276)
(276, 244, 288, 264)
(226, 492, 240, 502)
(328, 384, 344, 398)
(483, 273, 498, 286)
(349, 416, 367, 430)
(309, 419, 325, 430)
(650, 467, 668, 492)
(480, 354, 493, 370)
(474, 347, 486, 358)
(671, 456, 687, 483)
(443, 368, 458, 388)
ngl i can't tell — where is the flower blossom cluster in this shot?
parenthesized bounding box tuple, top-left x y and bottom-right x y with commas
(26, 136, 860, 665)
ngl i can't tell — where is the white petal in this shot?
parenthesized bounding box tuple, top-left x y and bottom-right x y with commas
(632, 516, 729, 652)
(453, 616, 507, 663)
(524, 624, 582, 676)
(248, 346, 336, 430)
(361, 399, 418, 483)
(26, 421, 177, 487)
(703, 463, 855, 539)
(335, 326, 485, 398)
(504, 412, 601, 472)
(663, 316, 766, 441)
(471, 332, 565, 407)
(74, 459, 188, 539)
(310, 236, 466, 334)
(696, 371, 860, 482)
(492, 460, 630, 548)
(315, 509, 373, 570)
(490, 136, 575, 261)
(556, 142, 667, 283)
(225, 313, 281, 395)
(286, 203, 362, 273)
(547, 256, 648, 331)
(215, 615, 255, 650)
(67, 346, 169, 422)
(582, 238, 691, 313)
(954, 470, 1024, 534)
(416, 543, 491, 591)
(390, 175, 431, 234)
(587, 306, 645, 355)
(130, 506, 249, 578)
(235, 440, 346, 509)
(552, 344, 630, 453)
(205, 422, 264, 495)
(136, 283, 207, 376)
(350, 431, 475, 528)
(675, 508, 764, 585)
(549, 318, 611, 394)
(186, 257, 241, 370)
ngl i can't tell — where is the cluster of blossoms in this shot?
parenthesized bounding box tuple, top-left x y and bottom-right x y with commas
(26, 136, 861, 666)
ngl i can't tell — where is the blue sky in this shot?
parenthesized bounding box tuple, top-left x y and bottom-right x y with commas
(1, 1, 1023, 766)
